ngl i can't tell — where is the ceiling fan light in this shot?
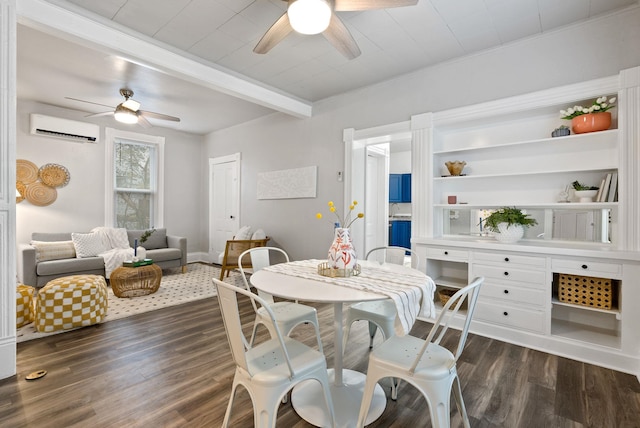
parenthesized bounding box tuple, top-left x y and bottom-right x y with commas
(288, 0, 331, 35)
(114, 104, 139, 124)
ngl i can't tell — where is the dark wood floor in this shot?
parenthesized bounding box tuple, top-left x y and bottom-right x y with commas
(2, 292, 639, 427)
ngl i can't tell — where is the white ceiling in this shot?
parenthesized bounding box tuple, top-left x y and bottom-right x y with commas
(16, 0, 639, 135)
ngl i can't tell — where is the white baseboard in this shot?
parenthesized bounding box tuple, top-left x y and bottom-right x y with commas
(187, 251, 214, 264)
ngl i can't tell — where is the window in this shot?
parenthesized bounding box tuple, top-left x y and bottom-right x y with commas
(105, 128, 164, 229)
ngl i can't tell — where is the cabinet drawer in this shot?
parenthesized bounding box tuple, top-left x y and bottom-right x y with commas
(551, 258, 622, 278)
(472, 264, 546, 287)
(474, 301, 545, 333)
(480, 282, 546, 307)
(473, 251, 545, 268)
(426, 247, 468, 262)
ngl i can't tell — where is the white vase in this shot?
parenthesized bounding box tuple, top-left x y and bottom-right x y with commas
(327, 228, 357, 270)
(136, 246, 147, 260)
(494, 223, 524, 243)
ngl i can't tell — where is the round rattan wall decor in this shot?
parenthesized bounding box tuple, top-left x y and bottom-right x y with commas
(16, 181, 26, 203)
(17, 159, 39, 184)
(24, 182, 57, 206)
(39, 163, 70, 187)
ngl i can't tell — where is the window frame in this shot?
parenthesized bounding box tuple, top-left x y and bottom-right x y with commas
(105, 127, 165, 229)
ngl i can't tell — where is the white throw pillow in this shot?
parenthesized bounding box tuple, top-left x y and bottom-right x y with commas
(235, 226, 252, 240)
(251, 229, 266, 240)
(31, 240, 76, 262)
(71, 232, 106, 258)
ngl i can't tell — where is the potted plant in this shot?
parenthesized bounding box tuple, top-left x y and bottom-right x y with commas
(134, 228, 156, 260)
(572, 180, 599, 202)
(481, 207, 538, 243)
(560, 96, 616, 134)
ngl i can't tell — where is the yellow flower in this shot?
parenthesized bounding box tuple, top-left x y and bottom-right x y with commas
(316, 200, 364, 228)
(328, 201, 334, 207)
(353, 201, 358, 205)
(357, 213, 364, 218)
(316, 213, 323, 219)
(330, 206, 336, 213)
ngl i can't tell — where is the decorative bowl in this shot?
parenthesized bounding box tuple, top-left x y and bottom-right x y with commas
(574, 189, 598, 203)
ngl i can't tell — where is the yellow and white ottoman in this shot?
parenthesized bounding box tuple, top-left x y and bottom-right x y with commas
(35, 275, 108, 333)
(17, 284, 36, 328)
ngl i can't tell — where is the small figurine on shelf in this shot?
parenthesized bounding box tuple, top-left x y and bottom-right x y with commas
(551, 125, 570, 137)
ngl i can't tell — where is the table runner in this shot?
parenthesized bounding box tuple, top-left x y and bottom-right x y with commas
(263, 259, 435, 335)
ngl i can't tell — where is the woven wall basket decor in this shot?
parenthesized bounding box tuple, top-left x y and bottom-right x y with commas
(24, 182, 57, 206)
(39, 163, 70, 187)
(17, 159, 39, 184)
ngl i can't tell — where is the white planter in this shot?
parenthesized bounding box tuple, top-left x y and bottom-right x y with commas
(494, 223, 524, 243)
(135, 246, 147, 260)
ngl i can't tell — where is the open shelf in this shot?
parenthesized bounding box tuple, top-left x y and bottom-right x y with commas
(551, 317, 621, 349)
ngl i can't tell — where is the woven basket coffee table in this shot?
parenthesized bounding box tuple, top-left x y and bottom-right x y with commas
(110, 264, 162, 298)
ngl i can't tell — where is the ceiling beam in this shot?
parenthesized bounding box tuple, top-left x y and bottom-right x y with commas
(16, 0, 313, 118)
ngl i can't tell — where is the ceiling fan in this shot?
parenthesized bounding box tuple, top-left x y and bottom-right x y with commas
(254, 0, 418, 60)
(65, 88, 181, 128)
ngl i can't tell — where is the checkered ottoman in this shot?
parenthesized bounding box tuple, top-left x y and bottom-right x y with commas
(35, 275, 108, 333)
(17, 284, 36, 328)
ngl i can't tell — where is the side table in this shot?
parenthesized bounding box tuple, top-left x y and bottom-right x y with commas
(110, 264, 162, 298)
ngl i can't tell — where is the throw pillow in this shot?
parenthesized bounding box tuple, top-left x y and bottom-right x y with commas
(235, 226, 252, 240)
(251, 229, 267, 240)
(30, 240, 76, 262)
(141, 228, 167, 250)
(71, 232, 106, 258)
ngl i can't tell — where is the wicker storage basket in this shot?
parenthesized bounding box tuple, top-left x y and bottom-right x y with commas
(437, 287, 467, 310)
(558, 274, 613, 309)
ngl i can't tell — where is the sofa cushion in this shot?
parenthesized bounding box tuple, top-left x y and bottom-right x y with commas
(127, 228, 167, 250)
(146, 248, 181, 263)
(32, 232, 73, 242)
(72, 232, 106, 257)
(37, 257, 105, 276)
(235, 225, 252, 240)
(30, 240, 76, 262)
(251, 228, 267, 240)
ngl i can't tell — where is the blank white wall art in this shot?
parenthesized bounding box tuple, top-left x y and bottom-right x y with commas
(257, 166, 317, 200)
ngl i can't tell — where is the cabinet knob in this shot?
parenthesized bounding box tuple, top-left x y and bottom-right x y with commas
(504, 257, 510, 262)
(503, 271, 509, 276)
(504, 289, 509, 294)
(444, 251, 448, 255)
(581, 264, 588, 269)
(503, 311, 509, 316)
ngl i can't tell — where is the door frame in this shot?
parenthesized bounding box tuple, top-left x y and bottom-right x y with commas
(209, 153, 241, 263)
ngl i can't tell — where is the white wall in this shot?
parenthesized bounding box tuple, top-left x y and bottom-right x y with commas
(204, 8, 640, 261)
(16, 100, 205, 252)
(389, 151, 411, 174)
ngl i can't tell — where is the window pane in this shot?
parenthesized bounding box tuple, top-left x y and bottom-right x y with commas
(115, 142, 153, 190)
(115, 192, 152, 229)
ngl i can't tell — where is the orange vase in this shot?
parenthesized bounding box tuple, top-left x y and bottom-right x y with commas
(571, 112, 612, 134)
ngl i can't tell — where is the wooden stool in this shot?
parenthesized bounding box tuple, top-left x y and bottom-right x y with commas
(110, 264, 162, 298)
(35, 275, 108, 333)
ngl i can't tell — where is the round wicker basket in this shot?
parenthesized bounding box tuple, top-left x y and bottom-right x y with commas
(16, 159, 39, 184)
(24, 182, 57, 206)
(39, 163, 70, 187)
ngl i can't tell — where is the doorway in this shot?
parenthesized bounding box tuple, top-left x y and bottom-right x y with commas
(209, 153, 240, 263)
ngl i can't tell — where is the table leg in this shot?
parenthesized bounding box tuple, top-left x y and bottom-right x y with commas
(290, 302, 386, 427)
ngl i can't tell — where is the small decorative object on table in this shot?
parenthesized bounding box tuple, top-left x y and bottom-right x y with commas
(445, 160, 466, 176)
(134, 228, 155, 261)
(123, 258, 154, 268)
(551, 125, 570, 137)
(560, 96, 616, 134)
(316, 200, 364, 275)
(572, 180, 599, 202)
(481, 207, 538, 243)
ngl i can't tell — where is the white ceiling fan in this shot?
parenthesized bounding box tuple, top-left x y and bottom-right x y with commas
(65, 88, 181, 128)
(255, 0, 419, 60)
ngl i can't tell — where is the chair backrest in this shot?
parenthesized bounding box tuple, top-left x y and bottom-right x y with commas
(238, 247, 290, 307)
(409, 277, 484, 374)
(213, 278, 296, 377)
(366, 246, 418, 270)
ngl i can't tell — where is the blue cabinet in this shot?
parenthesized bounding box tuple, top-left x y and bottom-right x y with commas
(389, 173, 411, 202)
(389, 220, 411, 251)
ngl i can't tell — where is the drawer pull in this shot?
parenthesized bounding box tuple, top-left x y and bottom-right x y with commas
(581, 264, 588, 269)
(504, 257, 509, 262)
(503, 311, 509, 316)
(503, 271, 509, 276)
(503, 289, 509, 294)
(444, 251, 448, 255)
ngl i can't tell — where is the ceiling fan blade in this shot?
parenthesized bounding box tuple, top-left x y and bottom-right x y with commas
(322, 14, 361, 60)
(85, 111, 114, 118)
(334, 0, 418, 11)
(137, 114, 152, 128)
(254, 12, 293, 54)
(65, 97, 115, 109)
(139, 110, 181, 122)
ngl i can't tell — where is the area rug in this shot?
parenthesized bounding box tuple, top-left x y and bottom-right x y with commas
(16, 263, 244, 343)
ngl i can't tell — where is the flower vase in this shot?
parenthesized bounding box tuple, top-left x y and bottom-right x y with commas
(327, 228, 357, 270)
(571, 112, 611, 134)
(136, 246, 147, 260)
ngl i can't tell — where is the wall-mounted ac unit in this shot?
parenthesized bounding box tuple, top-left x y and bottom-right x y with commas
(30, 114, 99, 143)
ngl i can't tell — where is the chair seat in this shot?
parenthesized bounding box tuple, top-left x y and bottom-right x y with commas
(247, 337, 326, 385)
(258, 301, 318, 326)
(349, 299, 397, 322)
(370, 335, 456, 381)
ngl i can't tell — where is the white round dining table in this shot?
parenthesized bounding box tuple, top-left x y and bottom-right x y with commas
(250, 260, 427, 428)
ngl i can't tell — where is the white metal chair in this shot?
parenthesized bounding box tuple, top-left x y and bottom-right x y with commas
(343, 246, 416, 399)
(356, 277, 484, 428)
(213, 278, 336, 428)
(239, 247, 323, 351)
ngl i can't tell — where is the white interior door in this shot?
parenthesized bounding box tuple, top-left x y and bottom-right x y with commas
(364, 146, 389, 256)
(209, 153, 240, 262)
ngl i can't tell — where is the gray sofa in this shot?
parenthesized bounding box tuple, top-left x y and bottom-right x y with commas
(18, 229, 187, 287)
